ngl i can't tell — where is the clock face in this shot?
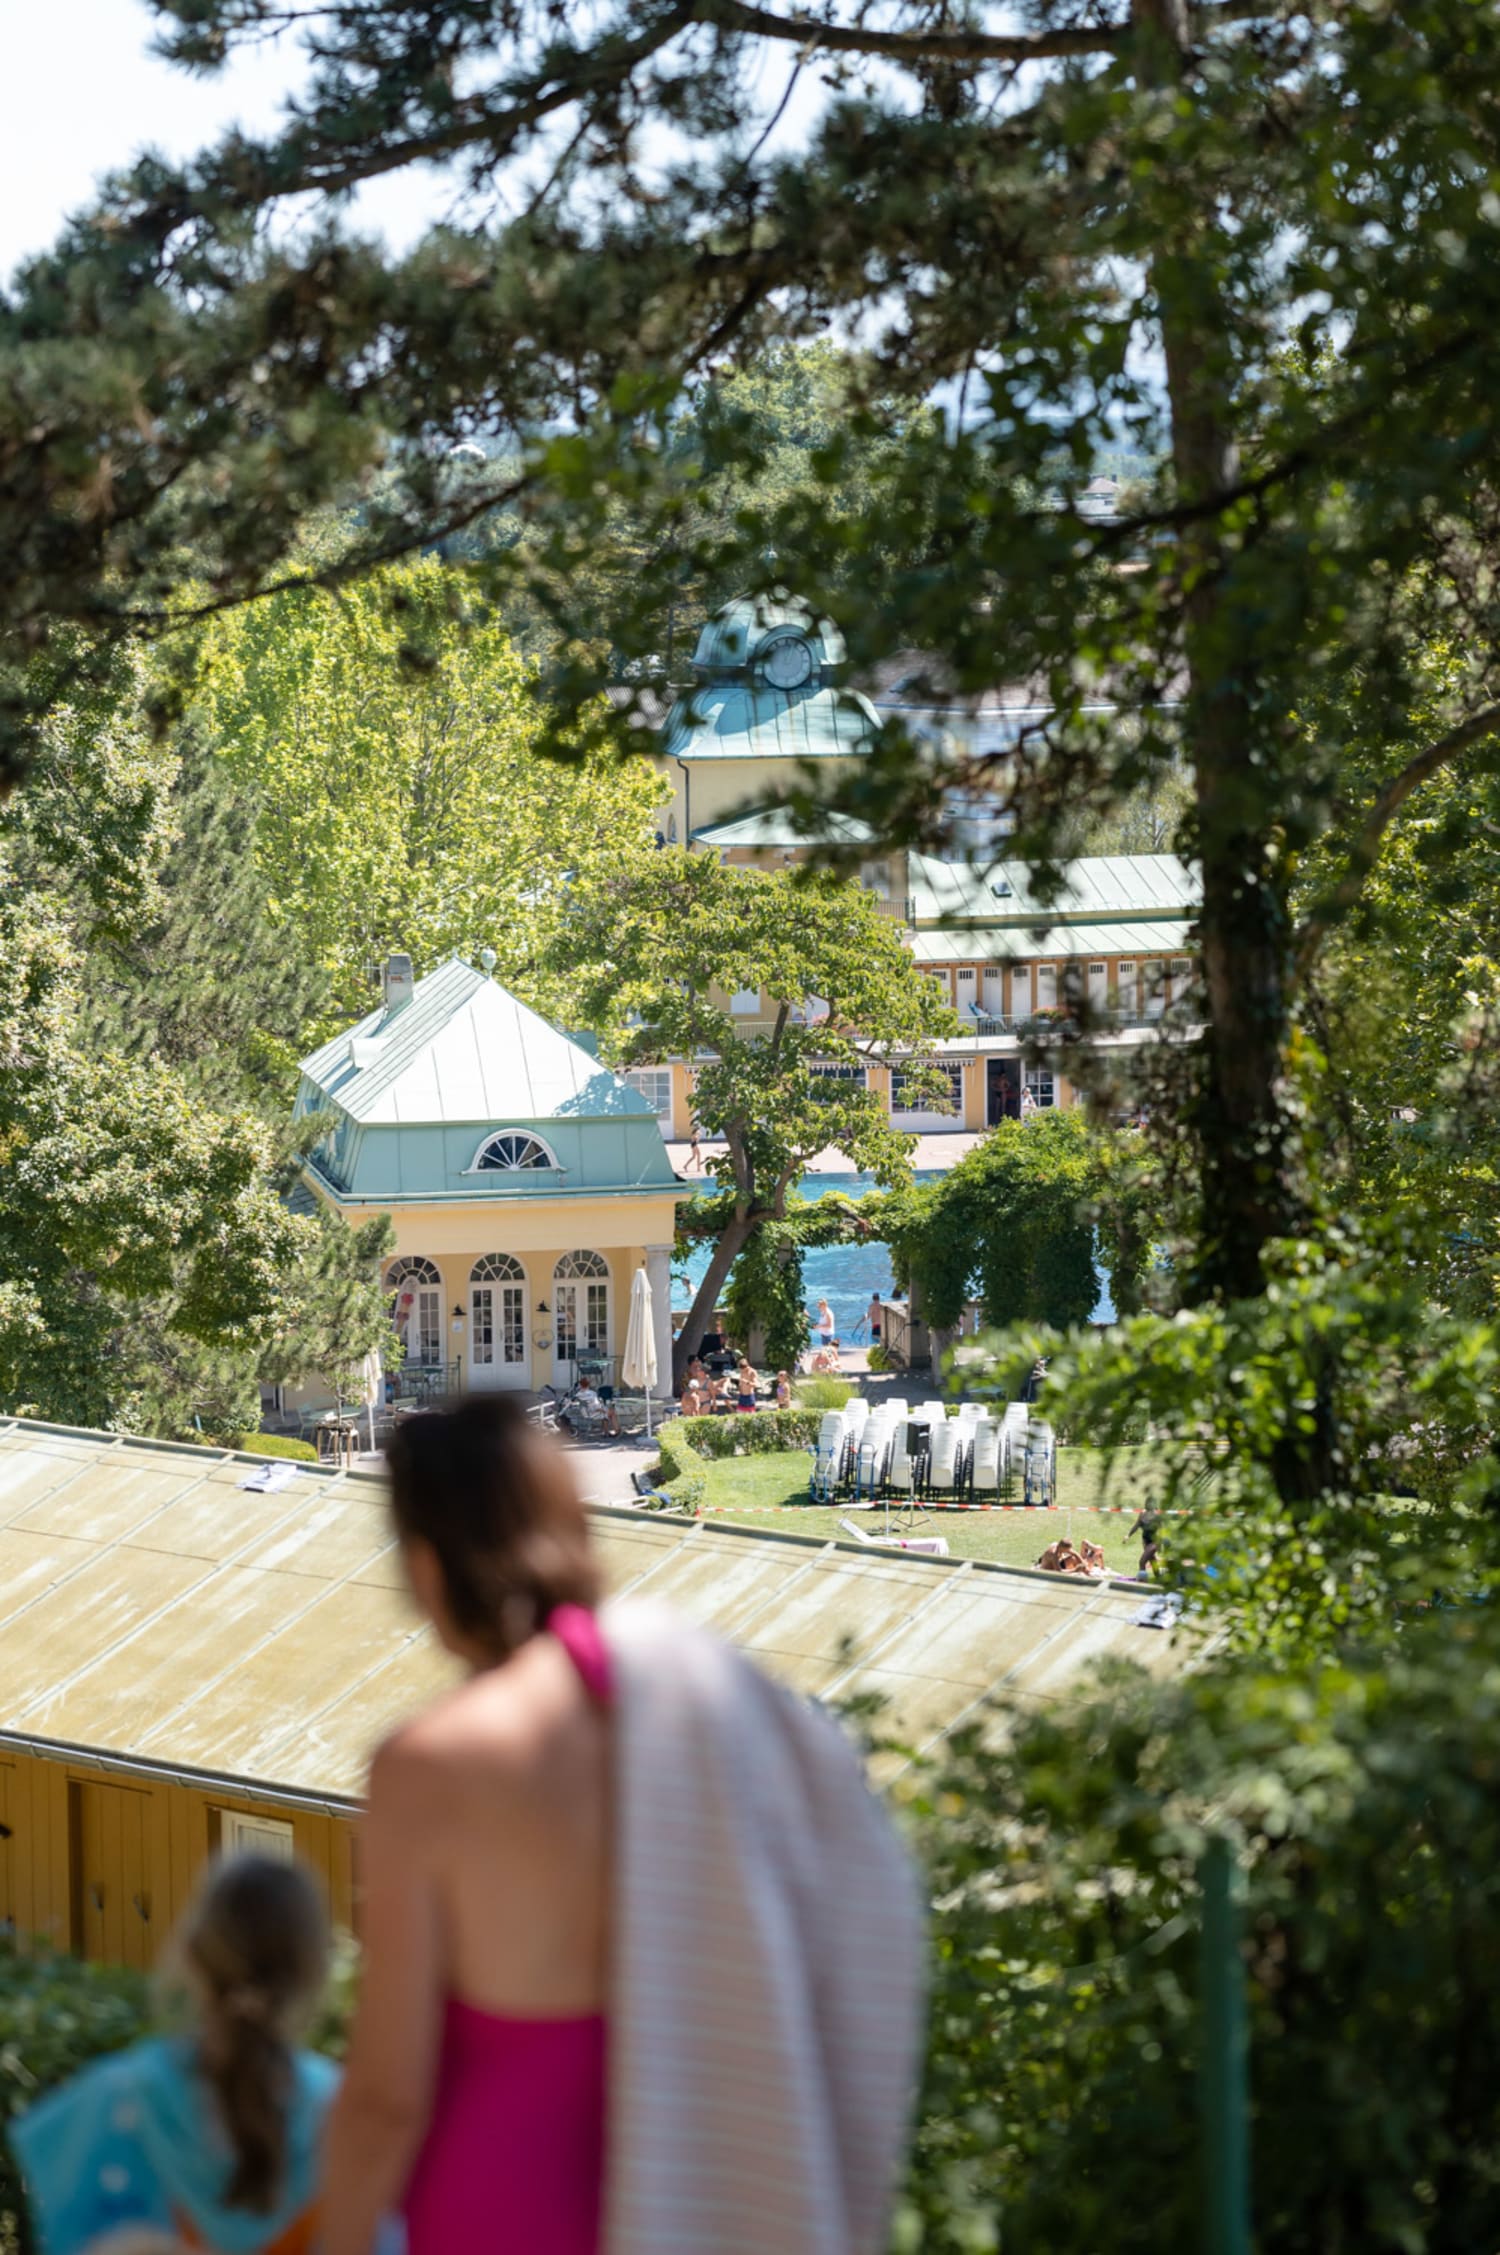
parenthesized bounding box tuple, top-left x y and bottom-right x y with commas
(763, 635, 814, 690)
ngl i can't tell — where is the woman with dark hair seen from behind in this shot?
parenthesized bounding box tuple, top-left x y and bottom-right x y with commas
(13, 1855, 334, 2254)
(324, 1394, 925, 2255)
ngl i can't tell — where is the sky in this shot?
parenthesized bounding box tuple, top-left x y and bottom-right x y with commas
(0, 0, 439, 280)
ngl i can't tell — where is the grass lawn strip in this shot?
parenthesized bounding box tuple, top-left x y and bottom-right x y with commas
(691, 1443, 1172, 1574)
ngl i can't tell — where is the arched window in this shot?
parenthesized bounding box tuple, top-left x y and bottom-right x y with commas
(471, 1131, 558, 1173)
(470, 1253, 527, 1380)
(554, 1250, 609, 1368)
(387, 1256, 443, 1368)
(555, 1250, 608, 1280)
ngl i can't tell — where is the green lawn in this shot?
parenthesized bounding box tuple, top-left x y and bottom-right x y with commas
(693, 1444, 1171, 1573)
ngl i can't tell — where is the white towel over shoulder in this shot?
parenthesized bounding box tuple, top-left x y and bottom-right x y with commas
(602, 1599, 927, 2255)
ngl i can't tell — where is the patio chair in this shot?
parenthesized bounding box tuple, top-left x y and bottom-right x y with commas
(838, 1515, 949, 1559)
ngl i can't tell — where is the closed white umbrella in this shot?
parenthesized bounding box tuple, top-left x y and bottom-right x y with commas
(621, 1265, 658, 1439)
(360, 1349, 384, 1455)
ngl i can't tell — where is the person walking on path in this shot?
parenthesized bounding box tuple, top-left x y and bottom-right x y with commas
(323, 1398, 925, 2255)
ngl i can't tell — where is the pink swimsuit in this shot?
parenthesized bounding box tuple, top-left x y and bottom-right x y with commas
(401, 1606, 611, 2255)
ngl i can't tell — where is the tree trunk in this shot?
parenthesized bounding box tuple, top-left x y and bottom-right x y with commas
(1135, 0, 1304, 1306)
(673, 1208, 758, 1389)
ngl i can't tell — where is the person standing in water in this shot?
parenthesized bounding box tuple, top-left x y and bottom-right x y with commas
(323, 1397, 924, 2255)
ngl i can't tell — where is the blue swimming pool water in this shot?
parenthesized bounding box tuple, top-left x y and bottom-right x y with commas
(671, 1169, 1113, 1338)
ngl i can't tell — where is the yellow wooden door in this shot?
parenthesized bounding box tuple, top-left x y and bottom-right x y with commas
(71, 1780, 155, 1968)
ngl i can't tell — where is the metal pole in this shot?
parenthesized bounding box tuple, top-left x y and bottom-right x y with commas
(1199, 1835, 1251, 2255)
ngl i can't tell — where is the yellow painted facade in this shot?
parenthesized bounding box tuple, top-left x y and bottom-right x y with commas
(320, 1188, 685, 1394)
(655, 750, 864, 846)
(0, 1745, 356, 1967)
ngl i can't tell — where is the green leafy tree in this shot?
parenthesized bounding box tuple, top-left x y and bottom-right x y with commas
(882, 1112, 1152, 1335)
(6, 0, 1500, 1512)
(557, 851, 956, 1385)
(79, 716, 330, 1111)
(196, 557, 663, 1029)
(0, 664, 391, 1438)
(902, 1612, 1500, 2254)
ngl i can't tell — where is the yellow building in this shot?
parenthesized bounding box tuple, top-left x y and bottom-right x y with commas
(0, 1419, 1188, 1963)
(648, 595, 1203, 1142)
(294, 955, 688, 1398)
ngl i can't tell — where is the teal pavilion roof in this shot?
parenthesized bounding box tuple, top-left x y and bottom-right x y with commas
(294, 959, 681, 1203)
(663, 591, 880, 765)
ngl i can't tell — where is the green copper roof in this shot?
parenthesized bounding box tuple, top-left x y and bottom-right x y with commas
(662, 681, 880, 763)
(910, 920, 1195, 964)
(298, 959, 658, 1130)
(909, 852, 1199, 927)
(293, 961, 681, 1203)
(691, 593, 847, 676)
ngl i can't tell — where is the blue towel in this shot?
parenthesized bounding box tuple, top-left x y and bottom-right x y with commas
(11, 2037, 337, 2254)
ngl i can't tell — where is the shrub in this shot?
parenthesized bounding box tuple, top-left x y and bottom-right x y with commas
(659, 1410, 823, 1465)
(793, 1376, 856, 1410)
(900, 1612, 1500, 2254)
(233, 1431, 319, 1462)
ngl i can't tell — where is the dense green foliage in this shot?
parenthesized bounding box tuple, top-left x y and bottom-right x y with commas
(880, 1114, 1152, 1335)
(0, 657, 391, 1438)
(658, 1408, 826, 1472)
(232, 1432, 319, 1462)
(0, 1945, 147, 2253)
(199, 558, 662, 1032)
(721, 1219, 813, 1374)
(900, 1616, 1500, 2254)
(78, 717, 329, 1110)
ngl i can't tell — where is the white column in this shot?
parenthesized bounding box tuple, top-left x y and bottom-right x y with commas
(646, 1245, 674, 1389)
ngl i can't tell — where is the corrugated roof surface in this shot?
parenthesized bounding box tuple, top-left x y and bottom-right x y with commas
(299, 960, 657, 1129)
(909, 853, 1199, 926)
(0, 1422, 1189, 1805)
(910, 921, 1196, 964)
(662, 682, 880, 762)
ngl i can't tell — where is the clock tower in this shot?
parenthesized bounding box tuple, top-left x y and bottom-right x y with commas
(656, 592, 881, 855)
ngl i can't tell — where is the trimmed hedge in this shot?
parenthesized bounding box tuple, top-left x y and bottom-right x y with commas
(659, 1410, 823, 1469)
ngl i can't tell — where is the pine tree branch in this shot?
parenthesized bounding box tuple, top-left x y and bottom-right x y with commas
(1294, 700, 1500, 978)
(694, 0, 1127, 61)
(694, 0, 1294, 66)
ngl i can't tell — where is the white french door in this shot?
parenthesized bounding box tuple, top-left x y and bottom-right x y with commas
(469, 1256, 529, 1391)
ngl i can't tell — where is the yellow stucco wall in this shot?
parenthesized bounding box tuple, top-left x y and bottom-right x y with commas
(0, 1746, 356, 1967)
(655, 751, 865, 842)
(366, 1193, 681, 1392)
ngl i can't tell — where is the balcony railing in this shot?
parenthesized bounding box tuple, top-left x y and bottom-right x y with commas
(867, 895, 917, 924)
(951, 1005, 1185, 1039)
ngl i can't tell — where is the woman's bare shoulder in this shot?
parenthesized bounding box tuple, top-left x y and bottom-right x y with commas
(371, 1643, 572, 1796)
